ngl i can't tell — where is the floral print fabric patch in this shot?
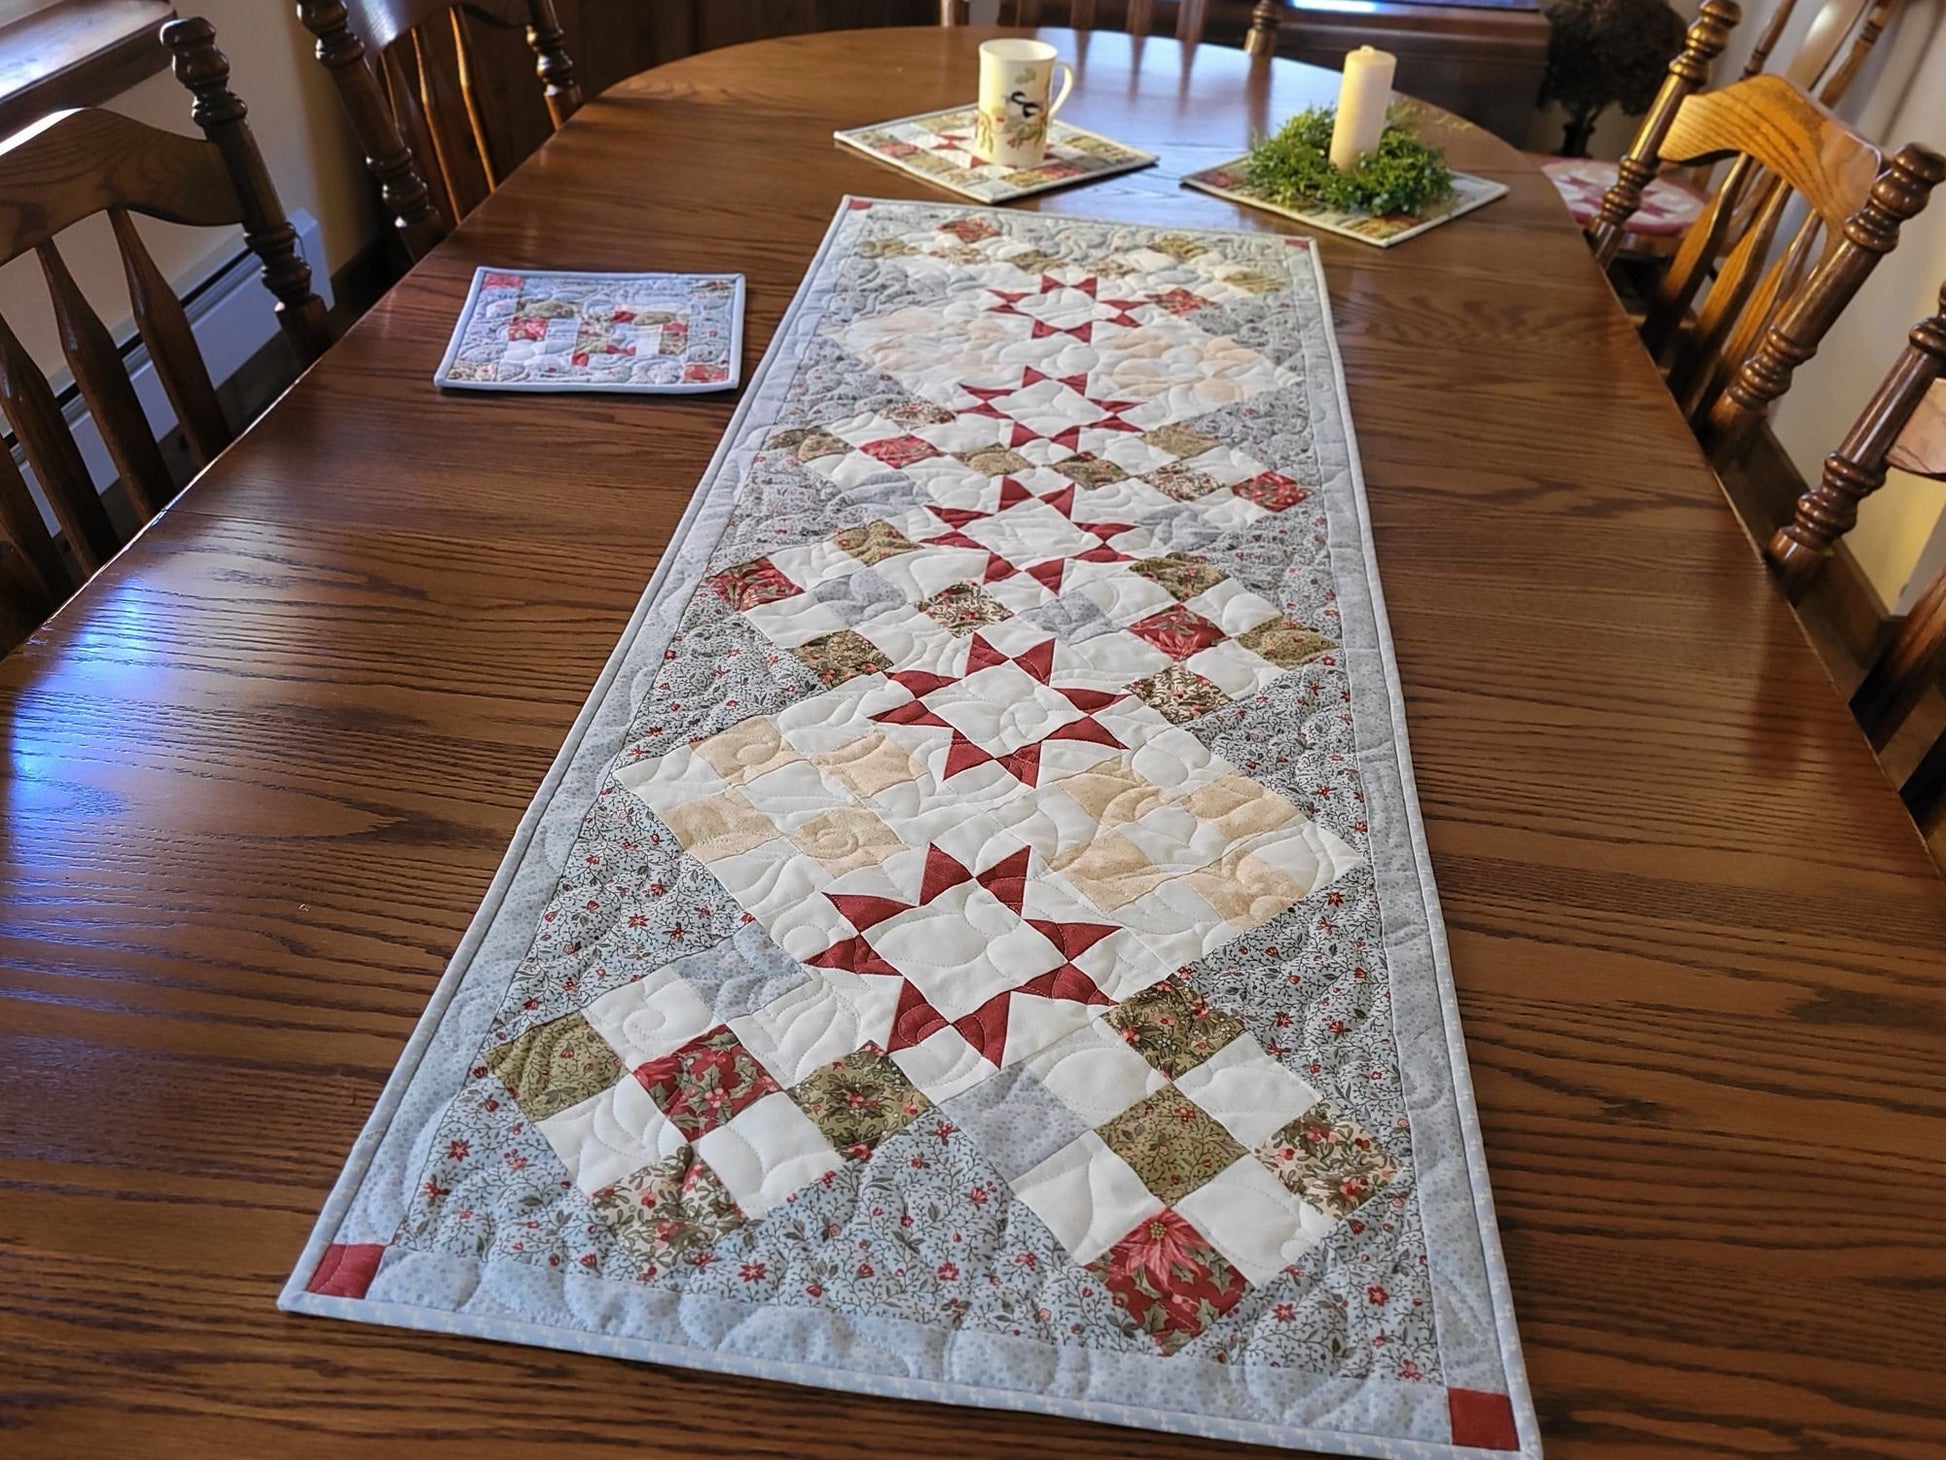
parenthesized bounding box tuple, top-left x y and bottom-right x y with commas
(288, 200, 1537, 1460)
(835, 107, 1155, 204)
(434, 268, 745, 393)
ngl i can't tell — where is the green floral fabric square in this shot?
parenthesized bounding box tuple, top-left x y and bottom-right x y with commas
(833, 520, 920, 566)
(593, 1148, 745, 1271)
(1237, 619, 1335, 669)
(1130, 553, 1226, 602)
(919, 581, 1012, 634)
(482, 1012, 624, 1122)
(795, 629, 893, 689)
(790, 1045, 932, 1156)
(1097, 1087, 1246, 1205)
(1130, 664, 1231, 725)
(955, 446, 1033, 477)
(1104, 977, 1245, 1078)
(1147, 462, 1223, 502)
(1257, 1099, 1399, 1219)
(1055, 453, 1128, 489)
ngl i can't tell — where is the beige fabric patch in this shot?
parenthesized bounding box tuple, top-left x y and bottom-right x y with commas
(814, 731, 923, 798)
(786, 806, 907, 876)
(661, 787, 779, 862)
(694, 716, 805, 785)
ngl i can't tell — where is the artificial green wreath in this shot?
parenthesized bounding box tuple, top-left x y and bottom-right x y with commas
(1243, 106, 1455, 217)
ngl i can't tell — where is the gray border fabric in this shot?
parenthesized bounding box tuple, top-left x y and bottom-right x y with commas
(283, 199, 1539, 1460)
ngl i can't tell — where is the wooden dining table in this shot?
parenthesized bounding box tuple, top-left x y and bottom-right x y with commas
(4, 24, 1944, 1460)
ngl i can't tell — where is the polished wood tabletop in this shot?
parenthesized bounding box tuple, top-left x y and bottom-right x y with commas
(4, 26, 1944, 1460)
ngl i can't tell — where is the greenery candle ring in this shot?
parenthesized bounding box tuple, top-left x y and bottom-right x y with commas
(1243, 106, 1457, 218)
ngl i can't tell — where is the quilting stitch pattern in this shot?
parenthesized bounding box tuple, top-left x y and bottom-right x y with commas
(289, 200, 1534, 1460)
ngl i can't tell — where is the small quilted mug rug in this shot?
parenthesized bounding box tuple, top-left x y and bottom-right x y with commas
(289, 198, 1538, 1460)
(434, 268, 745, 393)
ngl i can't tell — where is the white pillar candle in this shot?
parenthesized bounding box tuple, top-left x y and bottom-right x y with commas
(1329, 46, 1396, 172)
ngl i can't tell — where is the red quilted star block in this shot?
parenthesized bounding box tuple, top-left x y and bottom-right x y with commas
(1129, 604, 1226, 661)
(305, 1242, 386, 1298)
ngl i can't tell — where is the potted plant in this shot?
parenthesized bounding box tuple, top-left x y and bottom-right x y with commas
(1539, 0, 1688, 157)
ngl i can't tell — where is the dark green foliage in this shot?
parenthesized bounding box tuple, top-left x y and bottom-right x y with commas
(1242, 107, 1455, 218)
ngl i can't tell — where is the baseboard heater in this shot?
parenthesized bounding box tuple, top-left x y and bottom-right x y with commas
(8, 207, 332, 534)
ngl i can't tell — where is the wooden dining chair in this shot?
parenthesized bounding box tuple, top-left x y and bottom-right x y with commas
(1575, 0, 1905, 266)
(937, 1, 1285, 53)
(296, 0, 581, 261)
(0, 18, 330, 654)
(1591, 74, 1941, 453)
(1844, 358, 1946, 829)
(1767, 284, 1946, 596)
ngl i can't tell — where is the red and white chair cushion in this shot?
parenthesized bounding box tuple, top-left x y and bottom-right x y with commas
(1533, 155, 1710, 238)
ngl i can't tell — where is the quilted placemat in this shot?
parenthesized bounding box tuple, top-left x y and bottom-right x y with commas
(287, 198, 1538, 1460)
(1182, 161, 1508, 249)
(434, 268, 745, 392)
(836, 107, 1155, 202)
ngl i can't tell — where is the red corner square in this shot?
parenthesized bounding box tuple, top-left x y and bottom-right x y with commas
(1447, 1387, 1520, 1451)
(305, 1241, 386, 1299)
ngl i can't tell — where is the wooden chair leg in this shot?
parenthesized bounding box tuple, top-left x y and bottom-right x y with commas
(526, 0, 581, 126)
(1768, 289, 1946, 597)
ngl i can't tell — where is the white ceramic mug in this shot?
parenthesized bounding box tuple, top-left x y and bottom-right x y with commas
(975, 38, 1075, 170)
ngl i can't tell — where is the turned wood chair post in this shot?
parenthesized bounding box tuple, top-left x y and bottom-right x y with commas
(1767, 285, 1946, 597)
(1246, 1, 1283, 56)
(525, 0, 581, 126)
(1588, 0, 1740, 268)
(164, 19, 331, 362)
(296, 0, 449, 260)
(1702, 144, 1945, 455)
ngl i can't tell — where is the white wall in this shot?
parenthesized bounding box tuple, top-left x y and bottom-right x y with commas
(0, 4, 377, 375)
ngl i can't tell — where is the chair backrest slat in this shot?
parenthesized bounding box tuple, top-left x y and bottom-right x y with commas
(0, 310, 119, 573)
(1603, 74, 1942, 448)
(299, 0, 581, 257)
(37, 237, 175, 521)
(0, 437, 66, 608)
(957, 1, 1213, 40)
(0, 16, 331, 651)
(112, 207, 229, 468)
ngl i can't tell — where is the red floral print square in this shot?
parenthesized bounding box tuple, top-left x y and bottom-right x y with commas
(709, 557, 801, 610)
(1150, 287, 1213, 317)
(941, 216, 999, 245)
(860, 434, 943, 470)
(1129, 604, 1226, 661)
(633, 1027, 781, 1140)
(683, 362, 730, 384)
(1232, 471, 1309, 513)
(1090, 1208, 1248, 1354)
(507, 316, 549, 341)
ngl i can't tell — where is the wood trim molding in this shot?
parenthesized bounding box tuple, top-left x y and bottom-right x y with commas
(0, 0, 176, 141)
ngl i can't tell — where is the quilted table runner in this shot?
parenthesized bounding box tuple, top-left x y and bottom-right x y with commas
(286, 199, 1537, 1459)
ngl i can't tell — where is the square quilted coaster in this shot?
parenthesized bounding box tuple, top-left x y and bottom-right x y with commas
(434, 268, 745, 393)
(288, 199, 1537, 1460)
